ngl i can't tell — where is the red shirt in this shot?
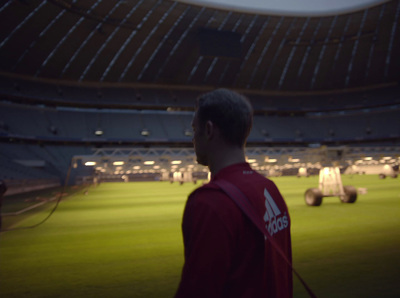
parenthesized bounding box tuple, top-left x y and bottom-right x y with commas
(175, 163, 293, 297)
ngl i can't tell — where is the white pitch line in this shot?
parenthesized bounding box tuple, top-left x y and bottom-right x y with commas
(2, 197, 57, 216)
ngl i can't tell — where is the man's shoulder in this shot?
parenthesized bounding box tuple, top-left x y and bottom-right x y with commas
(187, 182, 238, 210)
(188, 182, 223, 201)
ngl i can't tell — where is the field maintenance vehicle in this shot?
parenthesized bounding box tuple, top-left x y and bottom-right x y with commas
(304, 167, 357, 206)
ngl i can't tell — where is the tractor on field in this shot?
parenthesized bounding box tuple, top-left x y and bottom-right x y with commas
(378, 164, 398, 179)
(304, 167, 357, 206)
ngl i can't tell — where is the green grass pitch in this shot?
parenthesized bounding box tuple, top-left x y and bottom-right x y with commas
(0, 175, 399, 297)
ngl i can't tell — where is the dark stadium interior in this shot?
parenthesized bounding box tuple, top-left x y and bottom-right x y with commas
(0, 1, 400, 297)
(0, 0, 399, 189)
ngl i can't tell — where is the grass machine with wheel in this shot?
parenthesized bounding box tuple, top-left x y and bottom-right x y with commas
(304, 167, 357, 206)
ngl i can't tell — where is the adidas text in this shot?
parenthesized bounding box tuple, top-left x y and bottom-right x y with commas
(266, 212, 289, 236)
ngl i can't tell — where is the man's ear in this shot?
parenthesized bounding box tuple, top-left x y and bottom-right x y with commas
(205, 120, 214, 140)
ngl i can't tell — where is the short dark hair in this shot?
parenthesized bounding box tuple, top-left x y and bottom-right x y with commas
(196, 89, 253, 148)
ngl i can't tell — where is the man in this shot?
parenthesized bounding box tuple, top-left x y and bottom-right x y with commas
(175, 89, 293, 297)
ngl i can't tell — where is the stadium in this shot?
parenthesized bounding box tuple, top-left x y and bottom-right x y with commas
(0, 0, 399, 297)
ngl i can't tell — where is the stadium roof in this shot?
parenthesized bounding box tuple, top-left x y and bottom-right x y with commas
(0, 0, 399, 96)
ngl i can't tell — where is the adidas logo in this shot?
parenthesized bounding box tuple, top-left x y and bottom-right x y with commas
(263, 188, 289, 236)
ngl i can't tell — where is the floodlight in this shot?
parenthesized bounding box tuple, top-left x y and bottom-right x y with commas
(184, 129, 193, 137)
(141, 129, 150, 136)
(85, 161, 96, 166)
(144, 161, 155, 165)
(267, 159, 277, 163)
(171, 160, 182, 164)
(113, 161, 124, 165)
(94, 129, 103, 136)
(247, 159, 257, 163)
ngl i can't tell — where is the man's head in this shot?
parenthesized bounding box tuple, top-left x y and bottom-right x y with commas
(192, 89, 253, 166)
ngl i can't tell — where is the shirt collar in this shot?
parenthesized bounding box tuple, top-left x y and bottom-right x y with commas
(211, 162, 252, 181)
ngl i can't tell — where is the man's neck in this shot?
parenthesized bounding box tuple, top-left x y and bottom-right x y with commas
(209, 146, 246, 176)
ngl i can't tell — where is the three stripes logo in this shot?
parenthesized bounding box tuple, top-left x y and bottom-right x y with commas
(263, 188, 288, 236)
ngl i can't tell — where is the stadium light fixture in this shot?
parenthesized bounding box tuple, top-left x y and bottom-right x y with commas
(141, 129, 150, 136)
(144, 161, 155, 165)
(247, 159, 257, 163)
(184, 129, 193, 137)
(267, 158, 277, 163)
(113, 161, 124, 165)
(85, 161, 96, 166)
(94, 129, 103, 136)
(171, 160, 182, 165)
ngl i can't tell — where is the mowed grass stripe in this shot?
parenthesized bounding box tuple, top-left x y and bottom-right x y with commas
(0, 181, 198, 297)
(1, 176, 399, 297)
(270, 175, 400, 298)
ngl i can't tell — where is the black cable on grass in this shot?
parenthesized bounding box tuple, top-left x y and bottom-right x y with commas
(0, 163, 89, 233)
